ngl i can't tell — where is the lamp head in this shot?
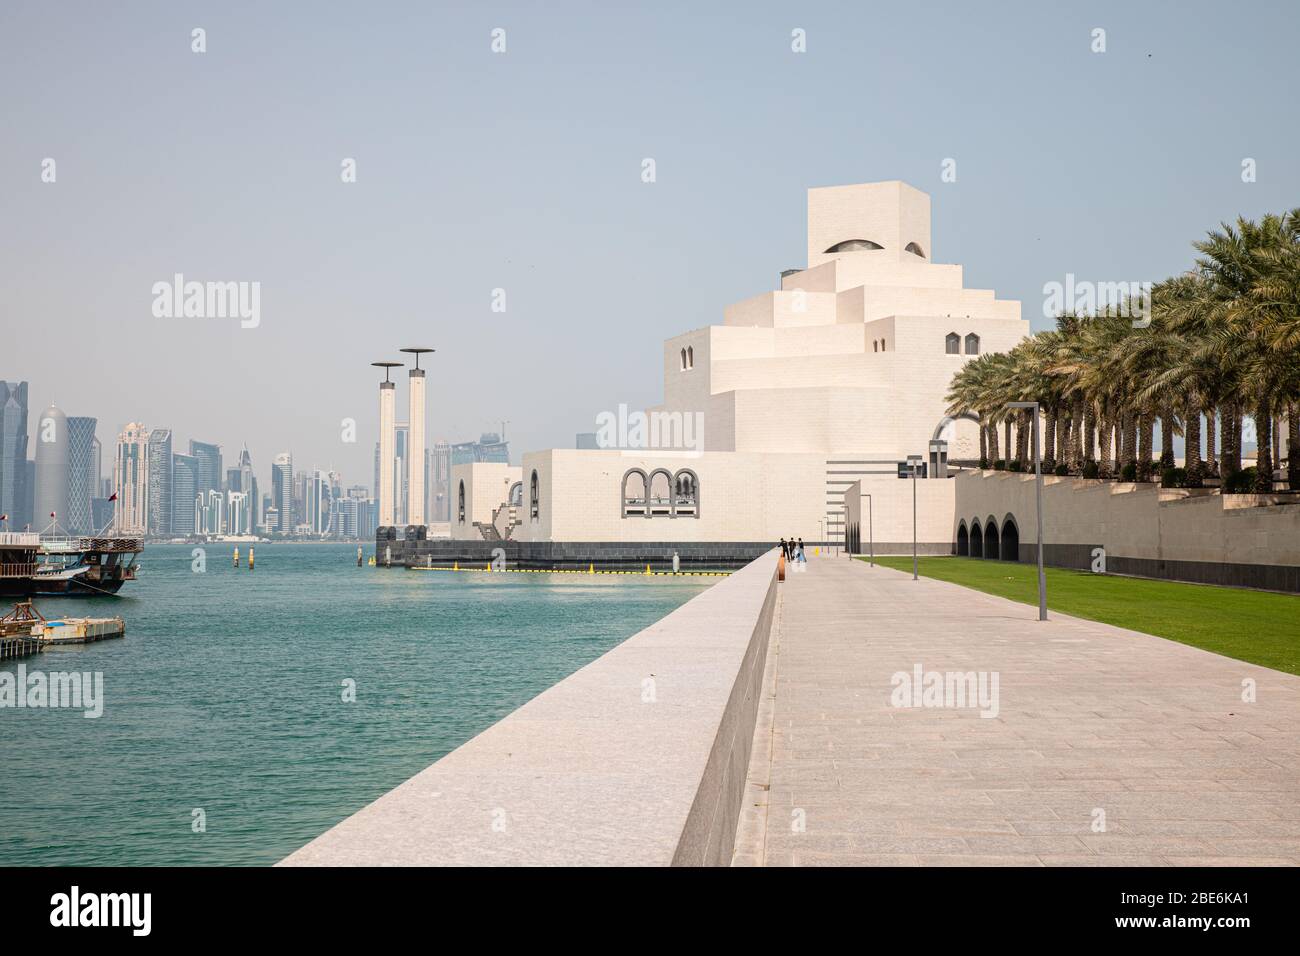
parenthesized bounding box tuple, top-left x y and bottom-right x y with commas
(399, 347, 435, 370)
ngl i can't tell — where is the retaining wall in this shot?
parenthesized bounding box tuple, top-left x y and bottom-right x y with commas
(281, 549, 780, 866)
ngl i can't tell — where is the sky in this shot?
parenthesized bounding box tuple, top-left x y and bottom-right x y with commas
(3, 0, 1298, 488)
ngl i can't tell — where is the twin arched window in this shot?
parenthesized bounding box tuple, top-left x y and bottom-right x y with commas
(945, 332, 980, 355)
(680, 346, 695, 370)
(874, 338, 887, 352)
(529, 470, 539, 519)
(622, 468, 699, 518)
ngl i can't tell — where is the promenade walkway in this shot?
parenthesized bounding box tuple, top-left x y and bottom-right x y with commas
(733, 556, 1300, 866)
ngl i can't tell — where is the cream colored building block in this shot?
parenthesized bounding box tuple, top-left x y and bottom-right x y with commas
(524, 181, 1030, 544)
(450, 462, 521, 540)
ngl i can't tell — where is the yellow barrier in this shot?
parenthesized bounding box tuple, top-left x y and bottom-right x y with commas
(408, 565, 731, 577)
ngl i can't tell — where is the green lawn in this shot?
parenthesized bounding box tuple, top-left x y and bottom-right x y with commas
(866, 556, 1300, 676)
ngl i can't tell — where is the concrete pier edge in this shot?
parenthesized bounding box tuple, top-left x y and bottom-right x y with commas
(281, 549, 780, 866)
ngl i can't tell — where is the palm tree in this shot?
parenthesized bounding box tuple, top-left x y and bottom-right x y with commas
(1195, 211, 1300, 490)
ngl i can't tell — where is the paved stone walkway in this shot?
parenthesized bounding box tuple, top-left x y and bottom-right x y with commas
(732, 557, 1300, 866)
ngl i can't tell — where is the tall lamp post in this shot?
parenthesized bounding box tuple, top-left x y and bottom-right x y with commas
(863, 493, 874, 566)
(907, 454, 923, 580)
(1007, 401, 1047, 621)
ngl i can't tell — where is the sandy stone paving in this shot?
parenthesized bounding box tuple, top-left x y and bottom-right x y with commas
(733, 557, 1300, 866)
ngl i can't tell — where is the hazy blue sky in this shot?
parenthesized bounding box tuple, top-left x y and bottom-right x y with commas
(3, 0, 1297, 486)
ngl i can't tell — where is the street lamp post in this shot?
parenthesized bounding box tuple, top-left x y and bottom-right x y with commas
(864, 493, 873, 566)
(907, 454, 923, 580)
(1007, 401, 1047, 621)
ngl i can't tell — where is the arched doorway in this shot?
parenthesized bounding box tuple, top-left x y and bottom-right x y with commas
(984, 518, 1000, 560)
(1000, 516, 1020, 562)
(956, 521, 969, 556)
(970, 521, 984, 558)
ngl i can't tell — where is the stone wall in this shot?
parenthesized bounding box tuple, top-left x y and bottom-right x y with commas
(954, 471, 1300, 591)
(282, 550, 780, 866)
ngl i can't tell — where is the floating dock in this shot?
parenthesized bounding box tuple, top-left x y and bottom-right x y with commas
(0, 600, 125, 656)
(33, 616, 126, 645)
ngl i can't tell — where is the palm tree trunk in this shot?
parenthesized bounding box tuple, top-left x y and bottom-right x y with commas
(1058, 414, 1070, 468)
(1160, 408, 1176, 468)
(1084, 411, 1096, 464)
(1043, 407, 1057, 472)
(1071, 398, 1085, 469)
(986, 422, 999, 463)
(1256, 400, 1273, 492)
(1098, 417, 1113, 476)
(1136, 413, 1152, 480)
(1221, 403, 1240, 476)
(1185, 401, 1203, 487)
(978, 421, 988, 466)
(1123, 412, 1138, 474)
(1286, 403, 1299, 491)
(1204, 407, 1217, 477)
(1016, 412, 1029, 468)
(1274, 418, 1282, 475)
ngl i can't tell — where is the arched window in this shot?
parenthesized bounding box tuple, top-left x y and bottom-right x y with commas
(687, 346, 694, 369)
(965, 333, 980, 355)
(824, 239, 883, 253)
(529, 470, 539, 520)
(457, 480, 465, 523)
(873, 340, 878, 353)
(904, 242, 926, 258)
(508, 481, 523, 507)
(621, 469, 648, 517)
(945, 332, 960, 354)
(880, 338, 887, 352)
(647, 469, 672, 517)
(673, 469, 699, 517)
(680, 348, 687, 371)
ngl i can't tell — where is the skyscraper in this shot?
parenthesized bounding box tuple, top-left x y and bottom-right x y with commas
(429, 440, 450, 522)
(394, 422, 409, 525)
(189, 440, 222, 497)
(112, 423, 150, 534)
(237, 444, 258, 531)
(272, 452, 292, 533)
(0, 382, 29, 529)
(172, 453, 198, 536)
(226, 491, 249, 535)
(147, 428, 173, 537)
(305, 470, 329, 534)
(33, 404, 69, 532)
(66, 416, 99, 534)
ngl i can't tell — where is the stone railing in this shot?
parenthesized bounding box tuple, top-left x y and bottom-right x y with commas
(282, 549, 780, 866)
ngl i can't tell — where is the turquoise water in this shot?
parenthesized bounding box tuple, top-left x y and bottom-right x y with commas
(0, 544, 711, 865)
